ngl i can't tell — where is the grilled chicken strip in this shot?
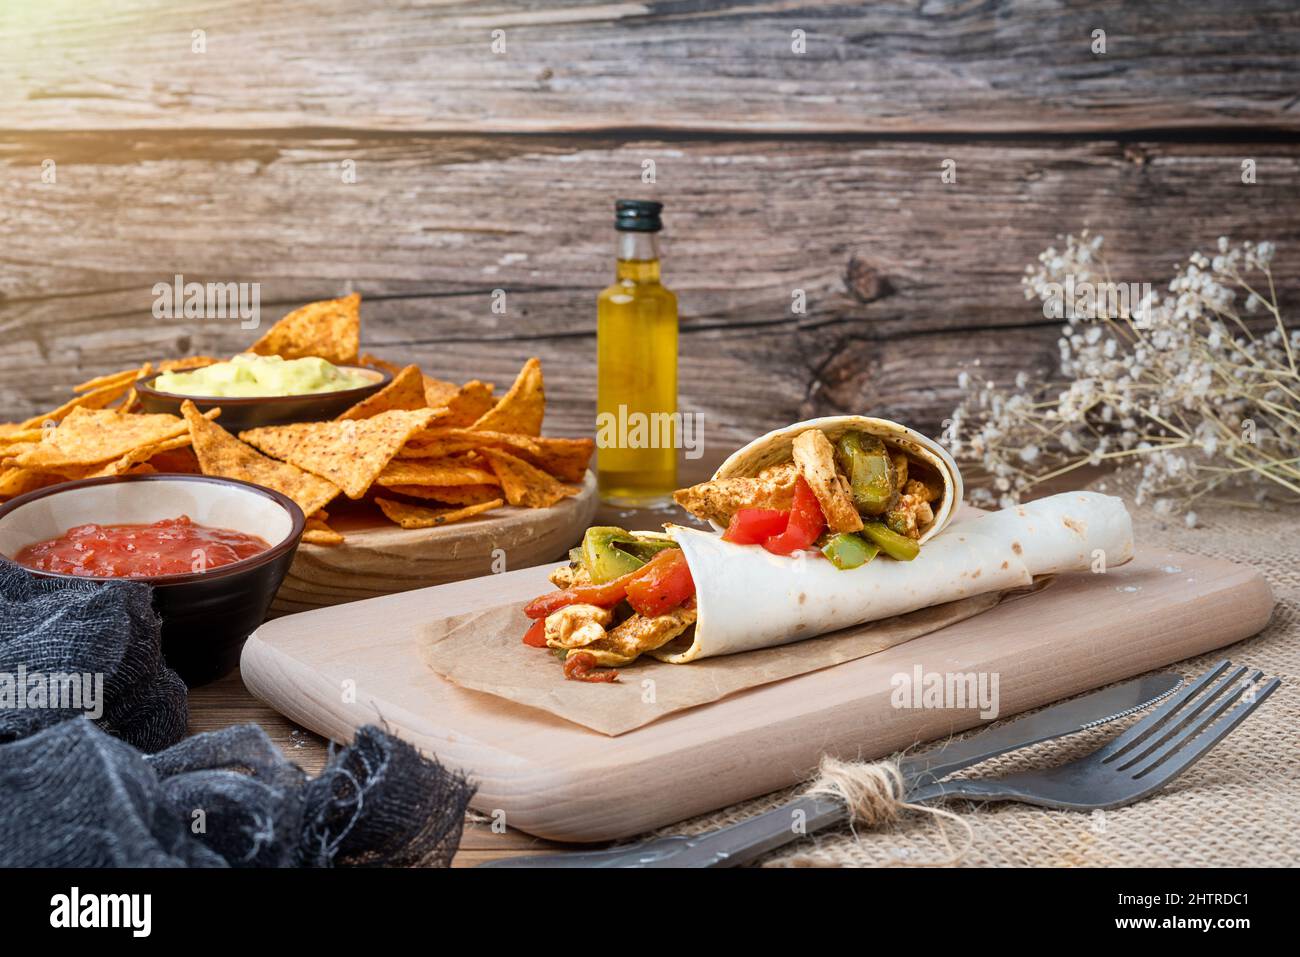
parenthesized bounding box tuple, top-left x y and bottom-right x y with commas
(672, 463, 798, 526)
(887, 481, 938, 539)
(566, 604, 698, 667)
(548, 562, 591, 589)
(791, 429, 863, 534)
(544, 603, 614, 649)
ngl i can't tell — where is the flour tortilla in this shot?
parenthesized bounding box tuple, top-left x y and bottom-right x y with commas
(652, 491, 1133, 664)
(708, 415, 963, 544)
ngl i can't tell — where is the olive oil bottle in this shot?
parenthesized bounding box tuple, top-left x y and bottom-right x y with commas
(596, 200, 678, 507)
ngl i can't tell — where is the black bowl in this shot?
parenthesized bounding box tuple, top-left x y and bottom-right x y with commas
(135, 365, 391, 433)
(0, 474, 305, 686)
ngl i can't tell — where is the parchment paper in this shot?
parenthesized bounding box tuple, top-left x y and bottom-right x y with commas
(420, 581, 1049, 736)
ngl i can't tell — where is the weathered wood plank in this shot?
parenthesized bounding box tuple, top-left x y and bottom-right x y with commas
(185, 668, 330, 776)
(2, 134, 1297, 438)
(2, 0, 1298, 133)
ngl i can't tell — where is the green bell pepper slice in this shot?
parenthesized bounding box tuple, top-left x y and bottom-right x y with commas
(581, 527, 647, 583)
(835, 431, 895, 516)
(615, 538, 680, 564)
(860, 521, 920, 561)
(578, 527, 680, 583)
(820, 532, 880, 570)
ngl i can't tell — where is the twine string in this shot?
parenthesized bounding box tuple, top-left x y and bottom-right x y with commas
(801, 754, 975, 865)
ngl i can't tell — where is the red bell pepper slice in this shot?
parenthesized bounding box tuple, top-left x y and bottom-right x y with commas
(762, 477, 826, 556)
(521, 618, 548, 647)
(722, 507, 791, 545)
(563, 651, 619, 683)
(625, 548, 696, 618)
(523, 570, 637, 619)
(523, 547, 689, 620)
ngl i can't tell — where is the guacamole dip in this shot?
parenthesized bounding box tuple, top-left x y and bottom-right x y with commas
(153, 354, 372, 398)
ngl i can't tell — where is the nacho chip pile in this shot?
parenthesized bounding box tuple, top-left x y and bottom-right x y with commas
(0, 368, 209, 501)
(0, 296, 594, 548)
(233, 354, 589, 542)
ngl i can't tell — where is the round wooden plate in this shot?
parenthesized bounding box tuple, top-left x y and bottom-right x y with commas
(270, 472, 598, 614)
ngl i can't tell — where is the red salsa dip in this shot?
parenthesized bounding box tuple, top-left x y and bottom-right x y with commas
(14, 515, 271, 578)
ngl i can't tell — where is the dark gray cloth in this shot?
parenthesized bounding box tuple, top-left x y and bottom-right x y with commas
(1, 719, 475, 867)
(0, 563, 475, 867)
(0, 560, 187, 750)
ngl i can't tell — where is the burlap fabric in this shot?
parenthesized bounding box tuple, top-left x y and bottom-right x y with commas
(654, 485, 1299, 867)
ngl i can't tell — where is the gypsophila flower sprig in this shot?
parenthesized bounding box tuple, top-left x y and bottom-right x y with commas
(943, 232, 1300, 525)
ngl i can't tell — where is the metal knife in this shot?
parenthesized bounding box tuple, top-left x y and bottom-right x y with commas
(480, 672, 1183, 868)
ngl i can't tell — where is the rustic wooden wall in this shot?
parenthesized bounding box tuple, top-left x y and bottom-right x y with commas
(3, 1, 1299, 444)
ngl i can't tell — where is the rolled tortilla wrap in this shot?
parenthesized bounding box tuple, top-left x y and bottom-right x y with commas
(707, 415, 963, 544)
(650, 491, 1133, 664)
(945, 491, 1135, 576)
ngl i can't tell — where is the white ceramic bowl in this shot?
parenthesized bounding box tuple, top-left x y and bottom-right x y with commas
(0, 474, 305, 685)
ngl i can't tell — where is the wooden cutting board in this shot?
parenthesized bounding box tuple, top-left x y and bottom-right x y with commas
(269, 473, 598, 614)
(242, 546, 1272, 842)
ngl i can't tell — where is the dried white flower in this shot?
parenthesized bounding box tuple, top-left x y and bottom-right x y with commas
(944, 234, 1297, 518)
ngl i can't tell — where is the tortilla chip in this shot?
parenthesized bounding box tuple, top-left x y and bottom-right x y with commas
(400, 428, 593, 482)
(423, 376, 461, 408)
(403, 439, 464, 461)
(146, 446, 202, 474)
(20, 375, 139, 430)
(10, 408, 189, 470)
(0, 448, 31, 469)
(302, 515, 345, 546)
(380, 483, 503, 506)
(72, 367, 144, 394)
(0, 428, 45, 447)
(376, 458, 499, 488)
(157, 355, 221, 373)
(0, 467, 57, 499)
(423, 380, 495, 429)
(116, 362, 153, 414)
(338, 364, 426, 420)
(374, 496, 503, 529)
(358, 355, 458, 407)
(240, 407, 437, 499)
(471, 358, 543, 435)
(183, 401, 341, 516)
(522, 436, 594, 483)
(480, 448, 578, 508)
(358, 353, 402, 376)
(64, 433, 196, 480)
(43, 418, 218, 481)
(249, 293, 360, 365)
(397, 437, 481, 459)
(111, 433, 195, 473)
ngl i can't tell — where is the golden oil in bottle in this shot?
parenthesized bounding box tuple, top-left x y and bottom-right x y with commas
(596, 199, 678, 507)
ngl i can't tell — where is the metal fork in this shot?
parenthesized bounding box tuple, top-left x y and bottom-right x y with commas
(910, 660, 1279, 810)
(489, 660, 1278, 867)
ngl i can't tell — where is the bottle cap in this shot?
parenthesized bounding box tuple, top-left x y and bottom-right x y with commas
(615, 199, 663, 232)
